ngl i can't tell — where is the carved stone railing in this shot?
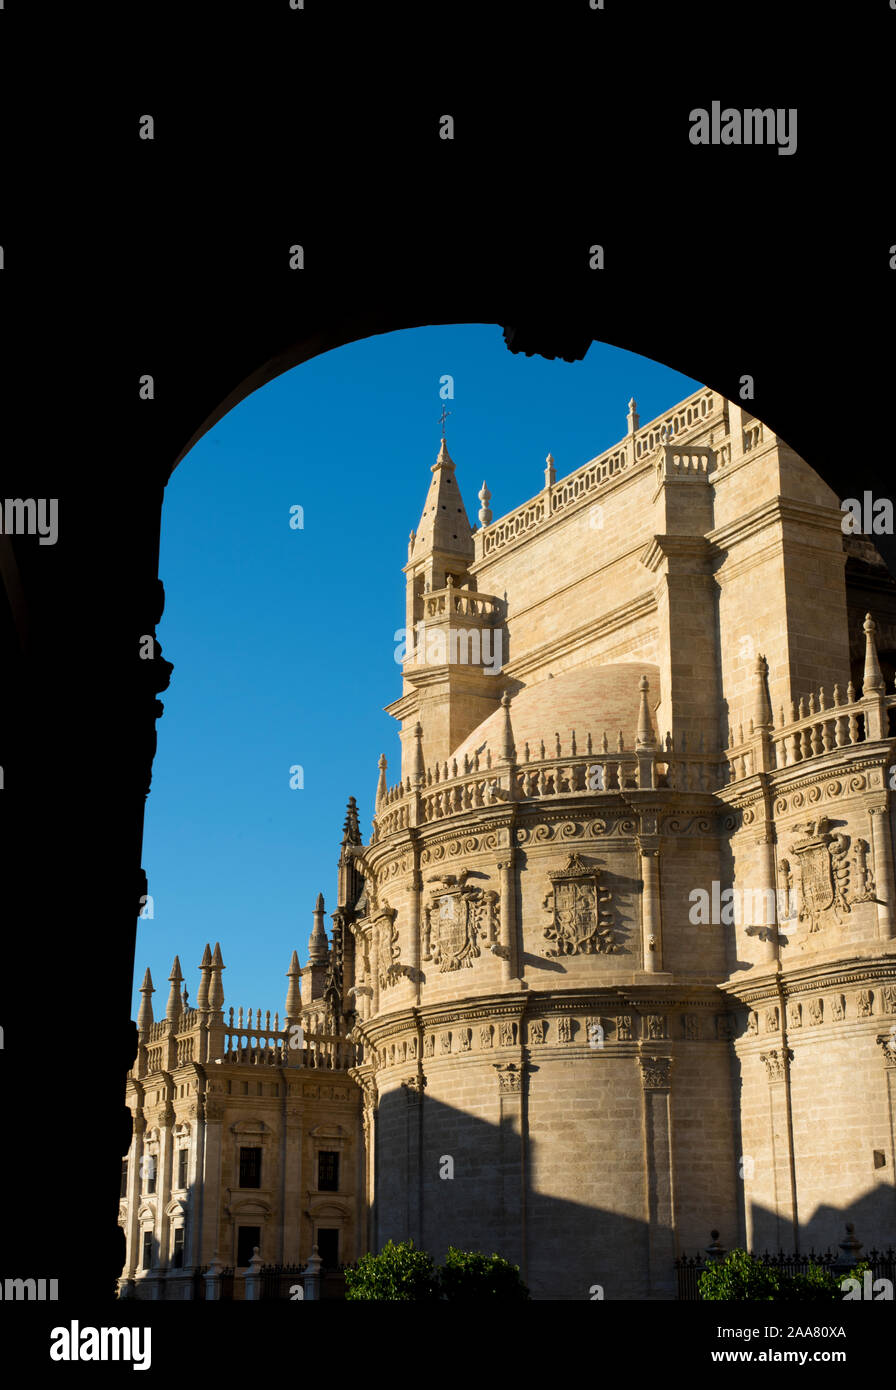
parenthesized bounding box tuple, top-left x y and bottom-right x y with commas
(221, 1021, 358, 1071)
(478, 387, 724, 559)
(372, 735, 724, 837)
(654, 445, 714, 484)
(723, 687, 896, 784)
(420, 585, 502, 621)
(633, 389, 720, 460)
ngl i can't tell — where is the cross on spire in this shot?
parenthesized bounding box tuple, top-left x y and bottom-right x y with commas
(439, 405, 452, 439)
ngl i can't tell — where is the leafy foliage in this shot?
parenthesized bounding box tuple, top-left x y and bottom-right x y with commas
(344, 1240, 440, 1301)
(698, 1248, 869, 1301)
(439, 1246, 530, 1300)
(343, 1240, 531, 1300)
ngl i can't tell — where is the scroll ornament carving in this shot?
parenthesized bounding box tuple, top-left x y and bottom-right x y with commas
(542, 852, 617, 956)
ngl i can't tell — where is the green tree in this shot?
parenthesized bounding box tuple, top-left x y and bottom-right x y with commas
(438, 1247, 530, 1300)
(343, 1240, 440, 1301)
(698, 1249, 869, 1301)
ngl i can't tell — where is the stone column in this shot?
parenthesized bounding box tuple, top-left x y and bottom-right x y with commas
(409, 858, 423, 1002)
(638, 1054, 675, 1298)
(497, 856, 516, 983)
(402, 1075, 426, 1245)
(198, 1088, 225, 1269)
(639, 834, 662, 972)
(124, 1113, 145, 1282)
(282, 1085, 303, 1264)
(494, 1062, 527, 1279)
(755, 831, 780, 963)
(185, 1101, 205, 1271)
(156, 1101, 175, 1277)
(868, 804, 895, 940)
(759, 1044, 797, 1251)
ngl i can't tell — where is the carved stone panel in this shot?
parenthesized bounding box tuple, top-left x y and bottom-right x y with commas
(542, 852, 617, 956)
(422, 868, 499, 971)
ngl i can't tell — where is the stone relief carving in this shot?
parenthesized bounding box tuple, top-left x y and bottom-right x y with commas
(542, 853, 617, 956)
(422, 868, 499, 971)
(787, 817, 859, 932)
(760, 1048, 793, 1082)
(639, 1057, 672, 1089)
(374, 901, 404, 989)
(857, 989, 874, 1017)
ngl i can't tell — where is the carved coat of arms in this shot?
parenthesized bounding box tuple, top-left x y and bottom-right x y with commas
(423, 869, 499, 972)
(786, 817, 857, 933)
(542, 852, 617, 956)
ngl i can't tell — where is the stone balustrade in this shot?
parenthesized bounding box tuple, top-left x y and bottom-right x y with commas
(723, 686, 896, 784)
(478, 387, 723, 559)
(420, 584, 502, 621)
(371, 732, 727, 839)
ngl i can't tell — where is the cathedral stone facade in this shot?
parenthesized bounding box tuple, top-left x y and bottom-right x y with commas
(120, 385, 896, 1300)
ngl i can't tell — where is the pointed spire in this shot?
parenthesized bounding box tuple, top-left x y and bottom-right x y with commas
(165, 956, 184, 1024)
(751, 654, 773, 731)
(627, 397, 640, 434)
(635, 675, 657, 748)
(411, 721, 425, 785)
(498, 691, 516, 763)
(410, 438, 474, 560)
(308, 893, 329, 964)
(544, 454, 556, 488)
(862, 613, 885, 696)
(376, 754, 388, 809)
(285, 949, 303, 1024)
(478, 481, 492, 527)
(208, 942, 225, 1012)
(342, 796, 362, 846)
(137, 968, 155, 1034)
(196, 943, 212, 1013)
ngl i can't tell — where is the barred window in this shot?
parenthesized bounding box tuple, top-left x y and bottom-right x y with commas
(239, 1146, 262, 1188)
(317, 1150, 339, 1192)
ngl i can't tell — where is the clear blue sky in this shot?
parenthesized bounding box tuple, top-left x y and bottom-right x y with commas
(132, 325, 701, 1025)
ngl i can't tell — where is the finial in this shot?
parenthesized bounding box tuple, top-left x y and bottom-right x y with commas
(165, 955, 184, 1024)
(411, 721, 425, 785)
(308, 894, 329, 964)
(499, 690, 516, 763)
(208, 942, 226, 1013)
(627, 397, 640, 433)
(439, 404, 452, 440)
(478, 480, 492, 527)
(285, 944, 303, 1025)
(635, 674, 657, 748)
(137, 967, 155, 1034)
(376, 753, 388, 809)
(862, 612, 885, 696)
(544, 453, 556, 488)
(342, 796, 361, 845)
(196, 943, 212, 1013)
(751, 654, 773, 731)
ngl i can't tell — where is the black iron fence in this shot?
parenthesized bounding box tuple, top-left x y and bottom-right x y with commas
(675, 1247, 896, 1301)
